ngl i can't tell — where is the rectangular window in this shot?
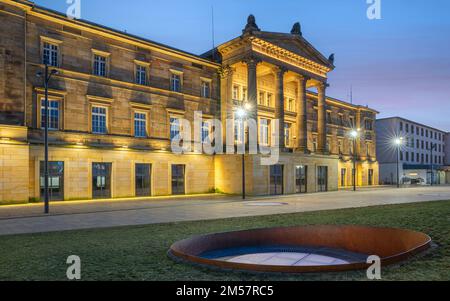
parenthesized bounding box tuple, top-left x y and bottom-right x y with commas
(287, 98, 295, 112)
(41, 99, 59, 130)
(135, 163, 151, 197)
(170, 117, 181, 140)
(326, 111, 332, 124)
(338, 140, 343, 154)
(411, 152, 415, 162)
(259, 91, 265, 105)
(92, 106, 107, 134)
(234, 113, 244, 144)
(399, 122, 403, 131)
(40, 161, 64, 201)
(365, 119, 373, 131)
(233, 85, 240, 100)
(202, 120, 212, 143)
(242, 88, 247, 101)
(338, 115, 344, 126)
(259, 119, 269, 146)
(270, 165, 284, 195)
(43, 42, 59, 67)
(135, 64, 147, 85)
(296, 165, 307, 193)
(170, 73, 182, 92)
(349, 116, 355, 128)
(171, 164, 185, 195)
(134, 112, 147, 138)
(201, 81, 211, 98)
(93, 54, 107, 77)
(284, 123, 291, 147)
(266, 93, 273, 107)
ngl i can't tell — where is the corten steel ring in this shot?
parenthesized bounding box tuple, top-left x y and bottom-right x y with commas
(168, 225, 432, 273)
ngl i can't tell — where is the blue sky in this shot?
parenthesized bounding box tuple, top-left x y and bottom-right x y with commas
(34, 0, 450, 130)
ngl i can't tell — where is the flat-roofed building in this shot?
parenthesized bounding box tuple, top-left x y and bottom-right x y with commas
(376, 117, 448, 185)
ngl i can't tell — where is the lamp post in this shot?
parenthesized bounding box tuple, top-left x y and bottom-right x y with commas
(350, 129, 360, 192)
(394, 137, 404, 188)
(236, 105, 249, 200)
(37, 64, 58, 214)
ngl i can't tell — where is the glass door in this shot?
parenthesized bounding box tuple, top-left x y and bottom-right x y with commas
(92, 163, 112, 199)
(295, 165, 307, 193)
(270, 165, 284, 195)
(368, 169, 374, 186)
(135, 163, 151, 197)
(171, 164, 185, 195)
(40, 161, 64, 201)
(318, 166, 328, 192)
(341, 168, 347, 187)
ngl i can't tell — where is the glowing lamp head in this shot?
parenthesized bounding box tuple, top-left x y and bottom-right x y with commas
(350, 130, 358, 138)
(394, 137, 403, 146)
(236, 108, 247, 119)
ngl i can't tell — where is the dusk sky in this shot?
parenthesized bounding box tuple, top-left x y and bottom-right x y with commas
(34, 0, 450, 131)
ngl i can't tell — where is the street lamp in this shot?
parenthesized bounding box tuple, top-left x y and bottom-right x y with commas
(236, 105, 249, 199)
(394, 137, 404, 188)
(37, 64, 58, 214)
(350, 129, 360, 191)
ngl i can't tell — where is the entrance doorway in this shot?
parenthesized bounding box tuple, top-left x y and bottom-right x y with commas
(92, 162, 112, 199)
(270, 165, 284, 195)
(135, 163, 151, 197)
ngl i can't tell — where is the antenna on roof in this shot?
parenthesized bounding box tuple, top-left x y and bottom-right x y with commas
(350, 85, 353, 104)
(211, 5, 216, 61)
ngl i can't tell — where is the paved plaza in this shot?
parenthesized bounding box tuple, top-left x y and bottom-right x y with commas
(0, 186, 449, 236)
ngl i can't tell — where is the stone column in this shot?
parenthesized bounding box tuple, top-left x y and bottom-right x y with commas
(244, 56, 260, 122)
(317, 82, 327, 153)
(219, 65, 234, 144)
(274, 66, 287, 149)
(296, 75, 308, 152)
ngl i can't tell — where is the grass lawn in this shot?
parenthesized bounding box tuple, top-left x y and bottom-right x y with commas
(0, 200, 449, 281)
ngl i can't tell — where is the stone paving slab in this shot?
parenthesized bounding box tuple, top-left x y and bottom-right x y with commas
(0, 186, 449, 236)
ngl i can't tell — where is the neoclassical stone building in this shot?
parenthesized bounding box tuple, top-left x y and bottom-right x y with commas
(0, 0, 379, 203)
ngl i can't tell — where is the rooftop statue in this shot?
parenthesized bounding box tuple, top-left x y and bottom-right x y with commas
(243, 14, 260, 34)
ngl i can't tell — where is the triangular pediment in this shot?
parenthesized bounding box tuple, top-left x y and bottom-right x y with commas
(252, 31, 333, 69)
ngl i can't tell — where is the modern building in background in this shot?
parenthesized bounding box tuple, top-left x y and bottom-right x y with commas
(376, 117, 449, 185)
(0, 0, 378, 204)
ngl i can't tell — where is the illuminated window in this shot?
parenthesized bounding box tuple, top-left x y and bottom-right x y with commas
(259, 91, 265, 105)
(232, 85, 240, 100)
(134, 112, 147, 138)
(170, 117, 181, 140)
(234, 113, 244, 144)
(41, 99, 59, 130)
(284, 123, 291, 146)
(92, 106, 107, 134)
(259, 119, 269, 146)
(201, 120, 212, 143)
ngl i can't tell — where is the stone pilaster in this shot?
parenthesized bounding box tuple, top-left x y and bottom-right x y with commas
(244, 56, 260, 122)
(317, 82, 327, 153)
(274, 66, 287, 149)
(296, 75, 308, 152)
(218, 65, 234, 144)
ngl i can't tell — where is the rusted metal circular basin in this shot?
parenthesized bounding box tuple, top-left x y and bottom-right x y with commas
(168, 225, 431, 273)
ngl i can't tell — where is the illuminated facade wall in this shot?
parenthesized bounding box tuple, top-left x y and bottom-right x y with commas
(0, 1, 379, 203)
